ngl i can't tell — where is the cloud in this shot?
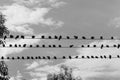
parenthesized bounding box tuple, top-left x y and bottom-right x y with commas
(26, 60, 49, 70)
(0, 0, 64, 34)
(25, 60, 60, 80)
(9, 77, 15, 80)
(13, 0, 42, 7)
(64, 40, 120, 80)
(109, 17, 120, 28)
(0, 0, 65, 58)
(26, 61, 39, 70)
(28, 65, 60, 80)
(34, 65, 60, 73)
(9, 71, 23, 80)
(13, 0, 66, 8)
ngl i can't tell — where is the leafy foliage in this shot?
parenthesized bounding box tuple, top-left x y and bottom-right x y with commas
(0, 13, 10, 80)
(0, 61, 10, 80)
(47, 65, 82, 80)
(0, 13, 9, 38)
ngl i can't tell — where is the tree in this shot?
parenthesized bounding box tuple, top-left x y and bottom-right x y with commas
(0, 61, 10, 80)
(0, 12, 9, 38)
(0, 13, 10, 80)
(0, 12, 9, 45)
(47, 65, 82, 80)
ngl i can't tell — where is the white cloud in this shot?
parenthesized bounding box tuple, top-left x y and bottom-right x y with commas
(109, 17, 120, 28)
(12, 24, 34, 34)
(0, 0, 65, 58)
(9, 71, 23, 80)
(50, 1, 66, 8)
(9, 77, 15, 80)
(26, 61, 39, 70)
(28, 65, 60, 80)
(13, 0, 42, 6)
(13, 0, 66, 8)
(0, 4, 49, 34)
(34, 65, 60, 73)
(64, 40, 120, 80)
(26, 60, 60, 80)
(26, 60, 50, 70)
(0, 0, 64, 34)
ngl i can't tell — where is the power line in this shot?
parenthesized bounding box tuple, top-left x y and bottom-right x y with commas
(0, 55, 119, 60)
(0, 35, 119, 40)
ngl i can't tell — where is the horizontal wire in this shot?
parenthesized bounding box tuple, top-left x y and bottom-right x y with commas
(0, 44, 120, 49)
(0, 46, 96, 48)
(0, 55, 119, 60)
(0, 35, 119, 40)
(0, 37, 118, 40)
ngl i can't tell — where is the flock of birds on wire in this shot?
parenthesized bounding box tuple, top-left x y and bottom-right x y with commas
(0, 34, 119, 40)
(1, 55, 120, 60)
(0, 35, 119, 60)
(0, 35, 120, 49)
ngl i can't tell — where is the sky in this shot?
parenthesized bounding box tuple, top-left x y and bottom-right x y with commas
(1, 0, 120, 80)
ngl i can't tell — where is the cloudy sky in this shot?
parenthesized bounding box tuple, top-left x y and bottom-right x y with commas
(1, 0, 120, 80)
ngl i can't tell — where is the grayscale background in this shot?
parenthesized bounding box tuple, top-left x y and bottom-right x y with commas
(0, 0, 120, 80)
